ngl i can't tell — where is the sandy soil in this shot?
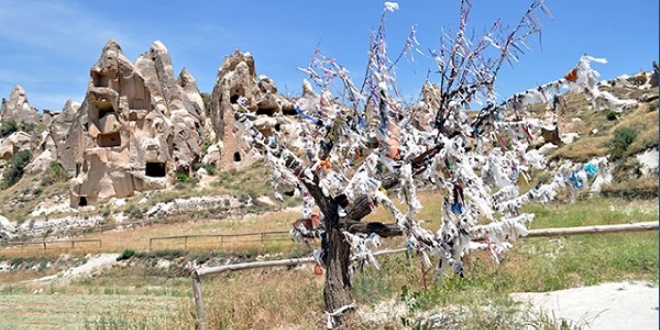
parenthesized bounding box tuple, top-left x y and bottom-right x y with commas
(511, 281, 659, 329)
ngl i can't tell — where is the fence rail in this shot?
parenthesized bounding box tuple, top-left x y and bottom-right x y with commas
(0, 239, 102, 251)
(149, 231, 290, 250)
(190, 220, 659, 330)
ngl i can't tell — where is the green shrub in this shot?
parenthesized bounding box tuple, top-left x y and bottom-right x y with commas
(1, 149, 32, 188)
(18, 121, 35, 133)
(194, 162, 216, 176)
(125, 203, 144, 219)
(606, 111, 617, 121)
(117, 249, 135, 261)
(609, 127, 638, 160)
(175, 173, 189, 182)
(0, 120, 18, 138)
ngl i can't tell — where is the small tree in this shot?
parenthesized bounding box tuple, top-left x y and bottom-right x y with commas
(232, 1, 621, 326)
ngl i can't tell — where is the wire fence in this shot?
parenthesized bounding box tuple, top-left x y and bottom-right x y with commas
(0, 239, 102, 251)
(148, 231, 291, 250)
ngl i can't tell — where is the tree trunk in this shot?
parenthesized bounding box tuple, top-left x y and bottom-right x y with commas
(322, 212, 355, 327)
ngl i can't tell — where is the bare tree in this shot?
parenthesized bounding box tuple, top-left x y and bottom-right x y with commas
(232, 0, 616, 327)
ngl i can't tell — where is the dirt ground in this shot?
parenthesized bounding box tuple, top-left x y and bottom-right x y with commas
(511, 281, 659, 329)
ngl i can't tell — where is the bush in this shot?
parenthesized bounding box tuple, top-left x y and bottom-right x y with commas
(194, 162, 216, 176)
(41, 161, 69, 186)
(609, 127, 638, 160)
(1, 149, 32, 188)
(176, 173, 189, 182)
(18, 121, 35, 133)
(116, 249, 135, 261)
(606, 111, 617, 121)
(125, 203, 144, 219)
(0, 120, 18, 138)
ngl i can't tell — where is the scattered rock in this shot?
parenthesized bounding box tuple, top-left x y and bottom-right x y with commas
(538, 143, 559, 155)
(636, 148, 659, 176)
(560, 132, 580, 144)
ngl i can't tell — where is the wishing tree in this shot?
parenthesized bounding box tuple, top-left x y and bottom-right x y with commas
(231, 0, 624, 327)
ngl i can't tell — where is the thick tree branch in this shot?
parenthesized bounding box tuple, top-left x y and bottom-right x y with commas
(343, 195, 374, 221)
(343, 219, 404, 238)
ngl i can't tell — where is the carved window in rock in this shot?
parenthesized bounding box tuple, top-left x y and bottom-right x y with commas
(78, 196, 88, 207)
(92, 72, 111, 88)
(145, 162, 166, 178)
(98, 132, 121, 148)
(233, 152, 242, 162)
(98, 102, 116, 120)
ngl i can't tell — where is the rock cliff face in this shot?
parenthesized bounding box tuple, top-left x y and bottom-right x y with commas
(0, 85, 39, 124)
(64, 40, 209, 207)
(208, 50, 296, 170)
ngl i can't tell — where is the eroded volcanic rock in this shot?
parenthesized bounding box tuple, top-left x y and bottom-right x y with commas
(64, 40, 209, 207)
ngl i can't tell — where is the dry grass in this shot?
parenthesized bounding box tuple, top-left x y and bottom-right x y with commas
(0, 195, 657, 329)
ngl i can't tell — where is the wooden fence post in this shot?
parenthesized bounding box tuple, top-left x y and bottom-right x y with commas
(185, 237, 188, 251)
(192, 271, 207, 330)
(149, 238, 153, 251)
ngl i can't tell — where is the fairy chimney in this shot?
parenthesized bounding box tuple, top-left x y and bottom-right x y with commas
(0, 85, 39, 123)
(209, 50, 295, 170)
(66, 40, 208, 207)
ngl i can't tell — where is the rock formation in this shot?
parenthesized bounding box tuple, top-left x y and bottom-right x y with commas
(64, 40, 209, 207)
(0, 85, 39, 124)
(208, 50, 296, 170)
(0, 131, 31, 160)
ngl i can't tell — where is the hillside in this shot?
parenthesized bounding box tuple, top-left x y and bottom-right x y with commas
(0, 63, 657, 243)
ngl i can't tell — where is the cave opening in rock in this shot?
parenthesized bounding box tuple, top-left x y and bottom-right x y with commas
(92, 72, 110, 88)
(256, 108, 275, 116)
(145, 162, 167, 178)
(282, 108, 298, 116)
(98, 132, 121, 148)
(274, 123, 281, 132)
(233, 152, 242, 162)
(78, 196, 88, 207)
(98, 104, 116, 120)
(230, 94, 241, 104)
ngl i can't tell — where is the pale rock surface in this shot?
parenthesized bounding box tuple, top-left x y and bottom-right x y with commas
(208, 50, 296, 171)
(63, 39, 209, 207)
(51, 99, 80, 165)
(537, 143, 559, 155)
(560, 132, 580, 144)
(0, 215, 16, 239)
(635, 148, 659, 176)
(0, 85, 39, 123)
(511, 282, 658, 330)
(24, 148, 55, 174)
(0, 131, 31, 160)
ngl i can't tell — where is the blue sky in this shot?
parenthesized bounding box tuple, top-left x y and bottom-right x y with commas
(0, 0, 657, 112)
